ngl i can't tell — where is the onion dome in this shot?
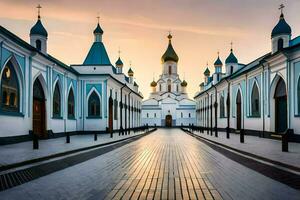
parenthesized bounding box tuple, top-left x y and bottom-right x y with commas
(161, 33, 179, 63)
(271, 13, 291, 38)
(204, 67, 210, 76)
(225, 49, 238, 64)
(214, 55, 223, 66)
(128, 68, 134, 77)
(181, 80, 187, 87)
(150, 80, 157, 87)
(94, 23, 104, 34)
(115, 57, 123, 68)
(30, 19, 48, 37)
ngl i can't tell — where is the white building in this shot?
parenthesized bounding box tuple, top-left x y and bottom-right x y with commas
(194, 10, 300, 141)
(0, 9, 143, 144)
(141, 34, 196, 127)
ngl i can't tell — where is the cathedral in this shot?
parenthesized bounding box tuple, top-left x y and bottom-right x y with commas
(194, 9, 300, 141)
(0, 8, 143, 144)
(141, 34, 196, 127)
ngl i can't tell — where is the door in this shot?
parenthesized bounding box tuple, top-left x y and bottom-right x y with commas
(236, 91, 242, 130)
(108, 96, 113, 132)
(274, 78, 287, 133)
(33, 79, 46, 138)
(165, 115, 172, 127)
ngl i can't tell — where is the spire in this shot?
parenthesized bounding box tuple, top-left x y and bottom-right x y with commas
(214, 51, 223, 67)
(225, 42, 238, 64)
(161, 32, 179, 63)
(115, 48, 123, 67)
(271, 4, 291, 38)
(30, 4, 48, 37)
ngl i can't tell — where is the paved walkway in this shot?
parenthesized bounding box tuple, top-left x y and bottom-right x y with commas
(189, 130, 300, 168)
(0, 131, 147, 167)
(0, 129, 299, 200)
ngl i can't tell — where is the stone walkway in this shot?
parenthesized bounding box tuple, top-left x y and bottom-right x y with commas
(0, 131, 147, 167)
(0, 129, 299, 200)
(189, 130, 300, 169)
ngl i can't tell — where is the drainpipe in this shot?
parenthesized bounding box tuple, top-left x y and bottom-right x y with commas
(225, 79, 231, 139)
(210, 93, 213, 136)
(262, 63, 266, 137)
(212, 85, 218, 137)
(119, 84, 126, 135)
(128, 91, 132, 134)
(205, 91, 209, 135)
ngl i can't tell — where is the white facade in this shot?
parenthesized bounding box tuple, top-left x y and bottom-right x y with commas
(141, 34, 196, 127)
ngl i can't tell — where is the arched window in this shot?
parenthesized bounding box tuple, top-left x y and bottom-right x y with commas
(159, 84, 162, 91)
(251, 82, 260, 117)
(220, 95, 225, 118)
(53, 83, 61, 117)
(147, 113, 149, 118)
(168, 66, 172, 75)
(88, 91, 100, 117)
(114, 98, 118, 120)
(176, 84, 179, 92)
(298, 78, 300, 114)
(36, 40, 42, 51)
(230, 66, 234, 74)
(67, 89, 75, 119)
(181, 112, 183, 118)
(189, 113, 191, 118)
(167, 79, 171, 92)
(0, 61, 19, 113)
(278, 38, 284, 51)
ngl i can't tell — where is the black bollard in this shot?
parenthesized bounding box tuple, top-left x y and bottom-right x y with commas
(226, 127, 230, 139)
(215, 127, 218, 137)
(110, 130, 113, 138)
(240, 129, 244, 143)
(94, 132, 98, 141)
(282, 133, 288, 152)
(33, 133, 39, 149)
(66, 132, 70, 143)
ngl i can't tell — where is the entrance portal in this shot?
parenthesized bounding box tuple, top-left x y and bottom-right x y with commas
(274, 78, 287, 133)
(165, 115, 172, 127)
(33, 78, 46, 138)
(236, 90, 242, 131)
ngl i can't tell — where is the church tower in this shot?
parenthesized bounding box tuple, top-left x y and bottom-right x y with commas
(30, 4, 48, 54)
(161, 33, 179, 77)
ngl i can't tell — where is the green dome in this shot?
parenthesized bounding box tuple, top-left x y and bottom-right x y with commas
(150, 80, 157, 87)
(94, 23, 104, 34)
(30, 19, 48, 37)
(128, 68, 134, 76)
(204, 67, 210, 76)
(214, 56, 223, 66)
(271, 14, 291, 38)
(115, 57, 123, 67)
(225, 49, 238, 64)
(181, 80, 187, 87)
(161, 34, 179, 63)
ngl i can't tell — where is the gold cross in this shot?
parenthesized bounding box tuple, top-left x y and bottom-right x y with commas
(230, 42, 233, 49)
(97, 15, 100, 23)
(279, 4, 285, 14)
(37, 4, 42, 19)
(118, 47, 121, 57)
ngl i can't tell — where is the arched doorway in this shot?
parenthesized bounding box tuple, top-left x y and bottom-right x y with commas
(33, 78, 46, 138)
(165, 115, 172, 127)
(274, 78, 287, 133)
(236, 90, 242, 130)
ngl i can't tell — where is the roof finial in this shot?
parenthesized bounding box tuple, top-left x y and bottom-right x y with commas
(167, 30, 172, 42)
(230, 41, 233, 52)
(37, 4, 42, 20)
(97, 13, 100, 24)
(279, 4, 285, 15)
(118, 47, 121, 58)
(217, 51, 220, 57)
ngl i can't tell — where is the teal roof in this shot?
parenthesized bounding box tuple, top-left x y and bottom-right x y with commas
(83, 42, 111, 65)
(115, 57, 123, 66)
(94, 23, 104, 34)
(161, 34, 179, 63)
(30, 19, 48, 37)
(204, 67, 210, 76)
(225, 49, 238, 64)
(271, 14, 291, 38)
(128, 68, 134, 74)
(214, 56, 223, 66)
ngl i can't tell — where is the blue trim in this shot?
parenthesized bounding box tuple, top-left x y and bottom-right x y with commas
(86, 116, 102, 119)
(0, 111, 24, 117)
(52, 116, 63, 119)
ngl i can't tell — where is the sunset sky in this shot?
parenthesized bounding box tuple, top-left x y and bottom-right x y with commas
(0, 0, 299, 97)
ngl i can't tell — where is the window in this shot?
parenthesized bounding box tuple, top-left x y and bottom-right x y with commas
(220, 95, 225, 118)
(36, 40, 42, 51)
(147, 113, 149, 118)
(0, 62, 19, 113)
(167, 79, 171, 92)
(181, 112, 183, 118)
(278, 38, 284, 51)
(114, 99, 118, 120)
(53, 83, 61, 117)
(251, 83, 260, 117)
(88, 91, 100, 117)
(189, 113, 191, 118)
(159, 84, 162, 91)
(230, 66, 234, 74)
(168, 66, 172, 75)
(154, 113, 156, 117)
(298, 78, 300, 114)
(67, 89, 75, 119)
